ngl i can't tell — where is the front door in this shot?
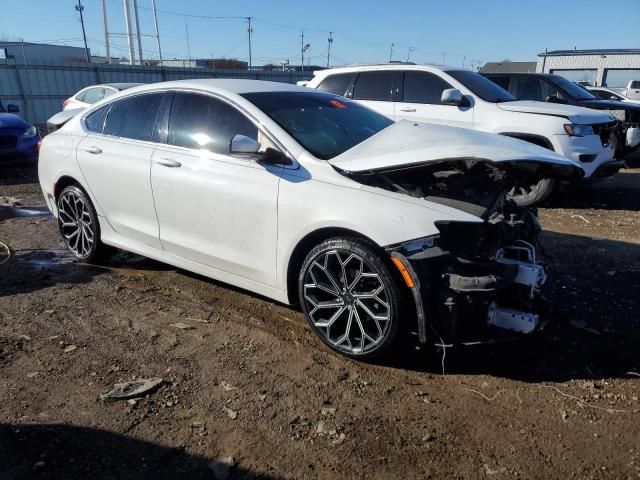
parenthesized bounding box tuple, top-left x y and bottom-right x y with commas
(394, 71, 474, 129)
(150, 91, 282, 285)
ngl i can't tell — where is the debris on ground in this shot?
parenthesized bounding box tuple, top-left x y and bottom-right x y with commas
(222, 406, 238, 419)
(169, 322, 194, 330)
(569, 319, 601, 335)
(99, 377, 164, 401)
(219, 381, 237, 391)
(63, 344, 78, 353)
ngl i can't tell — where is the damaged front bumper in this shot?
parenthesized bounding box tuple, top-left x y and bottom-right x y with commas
(388, 232, 549, 347)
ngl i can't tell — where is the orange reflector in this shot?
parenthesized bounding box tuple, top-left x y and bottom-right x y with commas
(391, 256, 415, 288)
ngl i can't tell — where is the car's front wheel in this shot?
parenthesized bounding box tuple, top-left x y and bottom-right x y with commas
(298, 237, 402, 359)
(57, 185, 109, 262)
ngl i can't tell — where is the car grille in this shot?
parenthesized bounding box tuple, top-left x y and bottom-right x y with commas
(591, 121, 618, 148)
(0, 135, 18, 149)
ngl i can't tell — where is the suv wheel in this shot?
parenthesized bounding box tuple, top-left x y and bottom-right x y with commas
(507, 178, 555, 206)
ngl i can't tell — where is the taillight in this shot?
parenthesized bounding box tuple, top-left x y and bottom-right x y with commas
(62, 98, 70, 110)
(37, 140, 42, 154)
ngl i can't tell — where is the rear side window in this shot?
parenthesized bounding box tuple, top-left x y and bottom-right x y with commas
(515, 77, 543, 101)
(103, 88, 117, 99)
(103, 93, 164, 141)
(85, 104, 110, 133)
(352, 71, 395, 101)
(317, 73, 354, 96)
(167, 92, 258, 154)
(80, 87, 104, 104)
(631, 81, 640, 89)
(486, 75, 511, 90)
(403, 71, 453, 104)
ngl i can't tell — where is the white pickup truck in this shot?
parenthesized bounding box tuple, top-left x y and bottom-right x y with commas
(305, 64, 621, 206)
(624, 80, 640, 100)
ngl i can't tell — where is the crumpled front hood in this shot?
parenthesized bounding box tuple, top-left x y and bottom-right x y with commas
(497, 100, 615, 124)
(0, 113, 30, 130)
(328, 120, 582, 174)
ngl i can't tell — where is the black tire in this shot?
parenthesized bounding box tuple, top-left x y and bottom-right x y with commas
(57, 185, 111, 263)
(507, 178, 556, 207)
(298, 237, 403, 359)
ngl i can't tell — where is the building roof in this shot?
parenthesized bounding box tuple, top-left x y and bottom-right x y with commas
(538, 48, 640, 57)
(479, 61, 537, 73)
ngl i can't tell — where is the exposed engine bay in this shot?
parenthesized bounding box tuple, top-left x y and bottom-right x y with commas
(345, 159, 574, 345)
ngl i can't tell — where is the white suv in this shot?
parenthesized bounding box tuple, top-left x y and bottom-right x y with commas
(306, 64, 620, 205)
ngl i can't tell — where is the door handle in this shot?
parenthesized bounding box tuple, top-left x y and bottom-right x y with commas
(154, 158, 182, 168)
(84, 146, 102, 154)
(399, 107, 417, 112)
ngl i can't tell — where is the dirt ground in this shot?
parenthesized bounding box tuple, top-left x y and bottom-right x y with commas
(1, 164, 639, 480)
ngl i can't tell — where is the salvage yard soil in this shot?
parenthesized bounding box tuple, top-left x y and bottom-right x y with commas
(1, 165, 639, 480)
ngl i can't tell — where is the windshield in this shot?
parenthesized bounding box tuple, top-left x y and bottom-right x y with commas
(447, 70, 517, 102)
(550, 75, 596, 100)
(242, 91, 393, 160)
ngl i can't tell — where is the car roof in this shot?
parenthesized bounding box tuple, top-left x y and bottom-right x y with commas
(313, 63, 459, 76)
(103, 82, 144, 90)
(123, 79, 313, 95)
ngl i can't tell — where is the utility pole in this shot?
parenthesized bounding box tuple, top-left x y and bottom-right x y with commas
(326, 31, 333, 68)
(247, 17, 253, 70)
(132, 0, 143, 64)
(462, 55, 466, 69)
(442, 52, 446, 64)
(389, 43, 394, 62)
(300, 28, 304, 72)
(151, 0, 163, 65)
(101, 0, 111, 63)
(123, 0, 135, 64)
(406, 47, 414, 62)
(185, 20, 192, 64)
(75, 0, 91, 63)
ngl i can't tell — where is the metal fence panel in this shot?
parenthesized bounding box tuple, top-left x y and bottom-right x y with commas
(0, 63, 313, 126)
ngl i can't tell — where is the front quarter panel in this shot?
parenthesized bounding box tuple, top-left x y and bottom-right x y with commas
(275, 165, 480, 293)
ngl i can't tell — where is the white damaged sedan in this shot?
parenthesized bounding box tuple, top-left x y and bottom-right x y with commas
(39, 79, 582, 359)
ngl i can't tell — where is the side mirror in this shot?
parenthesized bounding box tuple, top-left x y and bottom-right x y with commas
(230, 134, 261, 154)
(7, 104, 19, 113)
(441, 88, 466, 106)
(230, 134, 291, 166)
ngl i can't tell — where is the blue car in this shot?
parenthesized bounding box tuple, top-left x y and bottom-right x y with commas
(0, 100, 40, 164)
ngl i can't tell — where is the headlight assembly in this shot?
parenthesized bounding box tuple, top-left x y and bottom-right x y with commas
(22, 126, 38, 139)
(564, 124, 594, 137)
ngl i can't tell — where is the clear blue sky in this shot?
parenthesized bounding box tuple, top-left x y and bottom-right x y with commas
(1, 0, 639, 67)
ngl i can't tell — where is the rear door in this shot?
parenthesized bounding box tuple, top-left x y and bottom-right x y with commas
(395, 70, 474, 129)
(350, 71, 396, 118)
(76, 92, 165, 248)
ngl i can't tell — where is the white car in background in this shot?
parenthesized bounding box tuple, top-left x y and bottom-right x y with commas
(588, 86, 640, 105)
(63, 83, 142, 110)
(624, 80, 640, 100)
(39, 79, 581, 359)
(306, 64, 619, 206)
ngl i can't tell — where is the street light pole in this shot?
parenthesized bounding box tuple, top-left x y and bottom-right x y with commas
(247, 17, 253, 70)
(327, 31, 333, 68)
(75, 0, 91, 63)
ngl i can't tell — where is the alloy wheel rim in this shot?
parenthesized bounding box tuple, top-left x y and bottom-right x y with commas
(303, 250, 391, 354)
(58, 191, 94, 258)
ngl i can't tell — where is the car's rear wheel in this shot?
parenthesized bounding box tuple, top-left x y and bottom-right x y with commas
(298, 237, 402, 359)
(57, 185, 109, 262)
(507, 178, 556, 207)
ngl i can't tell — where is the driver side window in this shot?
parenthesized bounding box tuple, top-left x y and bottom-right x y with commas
(168, 92, 259, 154)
